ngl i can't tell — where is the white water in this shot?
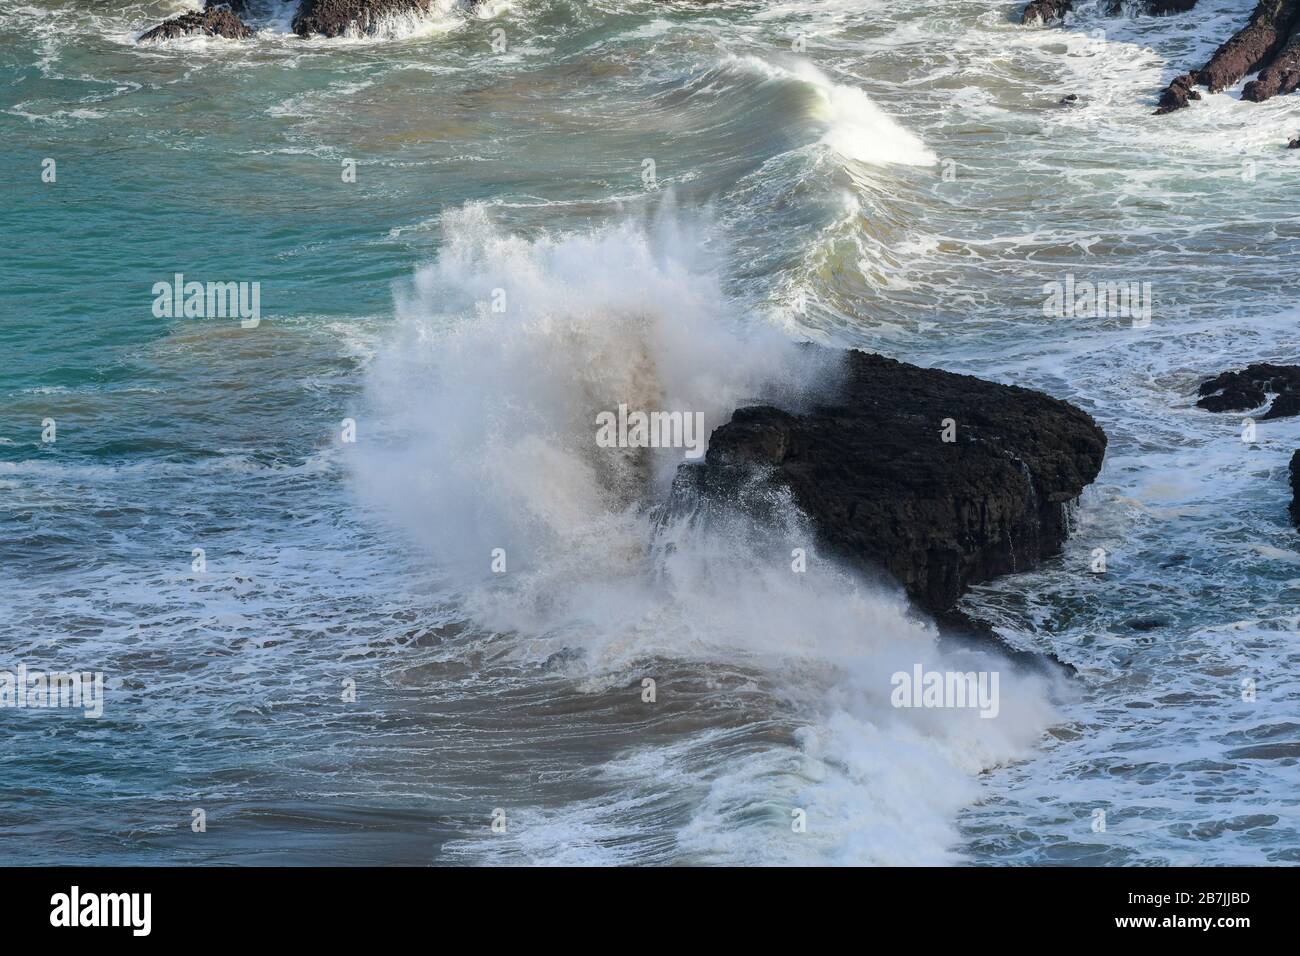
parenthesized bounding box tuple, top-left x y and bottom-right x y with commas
(6, 0, 1300, 866)
(352, 205, 1060, 864)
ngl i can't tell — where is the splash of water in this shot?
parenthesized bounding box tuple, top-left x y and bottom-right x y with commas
(353, 205, 1057, 864)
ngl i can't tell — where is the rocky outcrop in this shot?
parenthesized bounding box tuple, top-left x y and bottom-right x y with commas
(1155, 72, 1202, 113)
(675, 349, 1107, 616)
(140, 0, 482, 42)
(1242, 19, 1300, 100)
(139, 3, 255, 42)
(1290, 450, 1300, 527)
(293, 0, 471, 37)
(1197, 364, 1300, 419)
(1021, 0, 1300, 110)
(1022, 0, 1074, 24)
(1021, 0, 1196, 25)
(1156, 0, 1300, 112)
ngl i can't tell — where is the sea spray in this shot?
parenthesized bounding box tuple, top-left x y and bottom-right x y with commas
(353, 205, 1058, 864)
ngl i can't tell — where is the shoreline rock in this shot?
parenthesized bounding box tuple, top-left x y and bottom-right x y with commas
(1022, 0, 1074, 25)
(1197, 364, 1300, 419)
(676, 348, 1107, 617)
(1020, 0, 1300, 110)
(293, 0, 475, 38)
(140, 3, 256, 42)
(1021, 0, 1196, 26)
(1156, 0, 1300, 112)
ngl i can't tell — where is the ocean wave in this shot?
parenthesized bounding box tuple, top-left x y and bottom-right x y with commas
(352, 203, 1057, 864)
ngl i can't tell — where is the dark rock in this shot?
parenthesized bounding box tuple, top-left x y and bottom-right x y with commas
(1156, 0, 1300, 112)
(1289, 136, 1300, 147)
(678, 348, 1107, 616)
(139, 5, 255, 42)
(1155, 72, 1200, 114)
(1290, 450, 1300, 527)
(1242, 19, 1300, 101)
(1022, 0, 1073, 24)
(1029, 0, 1198, 23)
(1265, 390, 1300, 420)
(293, 0, 459, 37)
(1059, 93, 1080, 105)
(1125, 615, 1172, 631)
(1197, 363, 1300, 418)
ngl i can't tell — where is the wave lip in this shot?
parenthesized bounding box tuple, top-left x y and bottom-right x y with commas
(725, 55, 937, 167)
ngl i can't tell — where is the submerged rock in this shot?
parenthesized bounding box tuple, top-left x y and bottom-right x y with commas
(139, 4, 255, 42)
(678, 349, 1107, 616)
(1197, 364, 1300, 419)
(1125, 614, 1173, 631)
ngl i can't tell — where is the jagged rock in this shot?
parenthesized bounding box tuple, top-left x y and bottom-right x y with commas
(1288, 136, 1300, 147)
(1022, 0, 1074, 25)
(1155, 72, 1201, 114)
(1156, 0, 1300, 112)
(676, 349, 1107, 615)
(139, 4, 255, 42)
(1023, 0, 1196, 25)
(293, 0, 465, 37)
(1197, 364, 1300, 418)
(1059, 93, 1081, 105)
(1242, 19, 1300, 100)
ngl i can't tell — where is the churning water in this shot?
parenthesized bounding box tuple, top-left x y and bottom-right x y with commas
(1, 0, 1297, 864)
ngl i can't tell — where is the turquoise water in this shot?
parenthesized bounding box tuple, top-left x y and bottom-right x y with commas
(2, 0, 1299, 864)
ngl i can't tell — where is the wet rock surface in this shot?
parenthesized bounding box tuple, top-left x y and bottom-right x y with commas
(1197, 364, 1300, 419)
(679, 348, 1108, 616)
(139, 4, 256, 42)
(292, 0, 472, 37)
(1022, 0, 1075, 25)
(1156, 0, 1300, 111)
